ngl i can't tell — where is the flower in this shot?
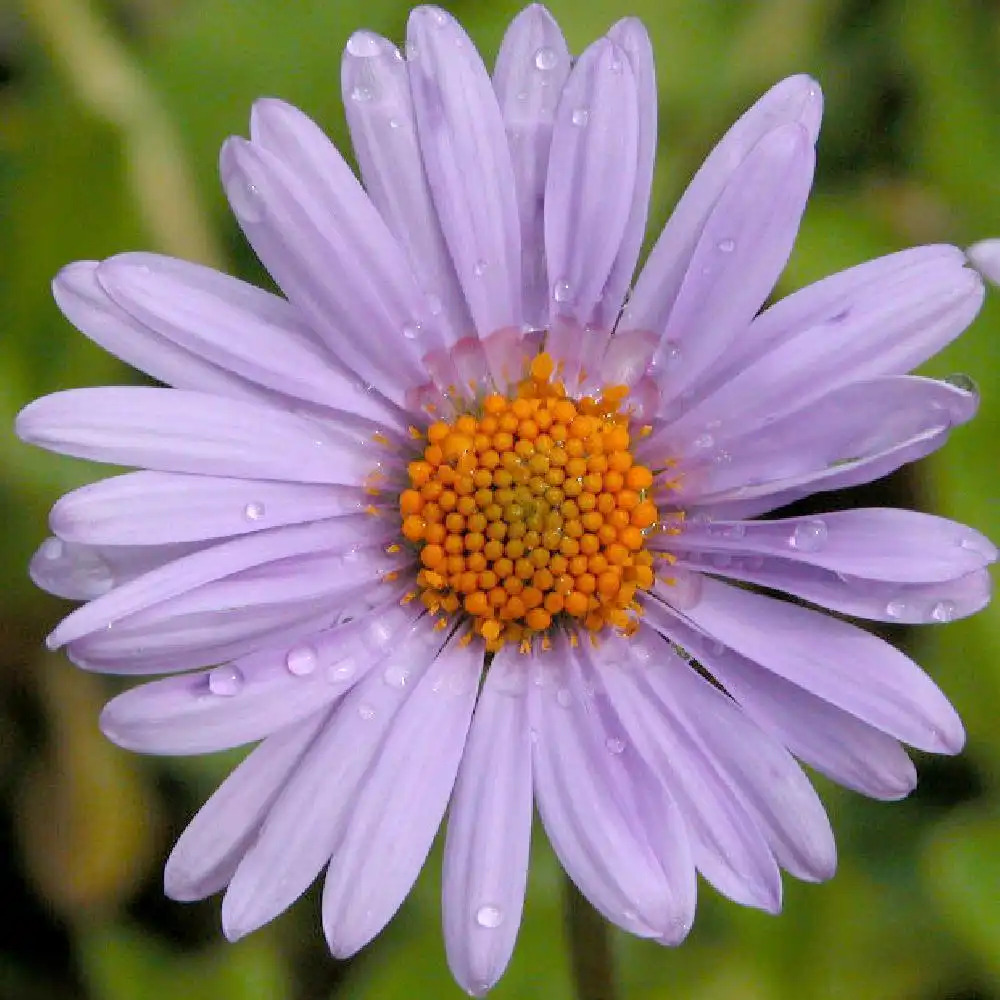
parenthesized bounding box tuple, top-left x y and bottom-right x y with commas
(15, 3, 996, 994)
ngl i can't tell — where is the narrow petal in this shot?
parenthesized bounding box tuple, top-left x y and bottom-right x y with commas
(662, 508, 995, 583)
(164, 710, 329, 901)
(529, 636, 695, 938)
(493, 4, 571, 329)
(543, 38, 638, 330)
(342, 30, 474, 349)
(593, 632, 781, 912)
(46, 515, 388, 649)
(221, 618, 445, 939)
(669, 249, 984, 433)
(647, 609, 917, 801)
(220, 126, 429, 404)
(671, 376, 979, 517)
(52, 261, 259, 399)
(30, 536, 199, 601)
(96, 253, 406, 429)
(595, 17, 657, 330)
(673, 551, 992, 626)
(16, 387, 378, 485)
(669, 577, 965, 753)
(408, 6, 523, 340)
(641, 123, 815, 401)
(99, 600, 417, 754)
(323, 632, 482, 958)
(641, 639, 836, 881)
(51, 472, 366, 546)
(624, 75, 822, 337)
(443, 650, 533, 995)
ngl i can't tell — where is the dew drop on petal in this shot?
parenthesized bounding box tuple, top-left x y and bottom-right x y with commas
(383, 664, 410, 688)
(958, 533, 994, 559)
(556, 687, 572, 708)
(930, 599, 957, 623)
(243, 501, 266, 522)
(388, 117, 402, 129)
(430, 8, 447, 25)
(39, 537, 64, 560)
(328, 661, 356, 683)
(285, 643, 318, 676)
(534, 46, 557, 70)
(717, 238, 736, 253)
(692, 433, 714, 451)
(475, 905, 504, 928)
(789, 519, 828, 552)
(208, 665, 244, 696)
(346, 32, 381, 57)
(885, 598, 908, 619)
(358, 703, 376, 721)
(402, 322, 420, 341)
(473, 260, 487, 277)
(426, 293, 443, 315)
(230, 180, 264, 224)
(605, 737, 625, 755)
(351, 84, 375, 102)
(552, 279, 573, 303)
(571, 107, 590, 127)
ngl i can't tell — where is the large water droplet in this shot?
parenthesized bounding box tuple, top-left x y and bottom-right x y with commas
(571, 107, 590, 127)
(358, 703, 376, 721)
(243, 501, 266, 522)
(605, 737, 625, 755)
(426, 292, 443, 315)
(383, 664, 410, 688)
(475, 905, 504, 928)
(717, 238, 736, 253)
(208, 665, 244, 696)
(885, 598, 908, 620)
(286, 643, 318, 676)
(402, 322, 421, 341)
(552, 279, 573, 303)
(789, 519, 828, 552)
(534, 46, 557, 70)
(346, 31, 382, 57)
(230, 179, 264, 224)
(930, 599, 957, 623)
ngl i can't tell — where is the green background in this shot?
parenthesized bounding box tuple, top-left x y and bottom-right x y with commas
(1, 0, 998, 997)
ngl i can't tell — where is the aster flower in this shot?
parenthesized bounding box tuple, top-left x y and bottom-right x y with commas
(16, 3, 996, 995)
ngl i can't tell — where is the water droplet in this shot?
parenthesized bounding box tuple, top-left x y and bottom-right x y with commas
(605, 737, 625, 755)
(717, 238, 736, 253)
(556, 687, 572, 708)
(552, 279, 572, 303)
(609, 52, 624, 73)
(529, 727, 540, 744)
(494, 669, 527, 696)
(789, 519, 828, 552)
(692, 433, 714, 451)
(430, 8, 447, 25)
(328, 661, 356, 683)
(208, 665, 244, 696)
(39, 537, 64, 560)
(944, 373, 978, 395)
(358, 703, 376, 720)
(473, 260, 487, 277)
(383, 664, 410, 688)
(885, 599, 908, 619)
(404, 41, 419, 60)
(346, 31, 381, 57)
(229, 179, 264, 224)
(958, 534, 994, 559)
(285, 643, 318, 676)
(534, 46, 558, 70)
(402, 321, 421, 341)
(243, 501, 266, 521)
(660, 339, 682, 366)
(475, 905, 504, 928)
(571, 107, 590, 127)
(388, 117, 402, 129)
(930, 599, 957, 623)
(351, 84, 375, 102)
(426, 292, 443, 315)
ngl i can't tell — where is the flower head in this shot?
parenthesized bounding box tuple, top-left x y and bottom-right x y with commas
(16, 4, 996, 994)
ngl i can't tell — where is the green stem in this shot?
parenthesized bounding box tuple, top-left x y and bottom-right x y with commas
(564, 874, 619, 1000)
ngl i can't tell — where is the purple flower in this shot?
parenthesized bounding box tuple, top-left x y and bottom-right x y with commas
(16, 3, 996, 994)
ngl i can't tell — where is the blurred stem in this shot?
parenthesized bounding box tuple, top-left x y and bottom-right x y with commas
(564, 875, 618, 1000)
(20, 0, 225, 267)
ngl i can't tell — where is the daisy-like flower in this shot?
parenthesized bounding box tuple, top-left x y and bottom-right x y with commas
(16, 4, 996, 994)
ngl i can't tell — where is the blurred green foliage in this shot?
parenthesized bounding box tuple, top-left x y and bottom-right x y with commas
(0, 0, 997, 997)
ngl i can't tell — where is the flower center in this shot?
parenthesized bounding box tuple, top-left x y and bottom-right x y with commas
(397, 353, 660, 652)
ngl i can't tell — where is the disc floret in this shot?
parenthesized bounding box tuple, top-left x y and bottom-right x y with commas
(398, 353, 659, 652)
